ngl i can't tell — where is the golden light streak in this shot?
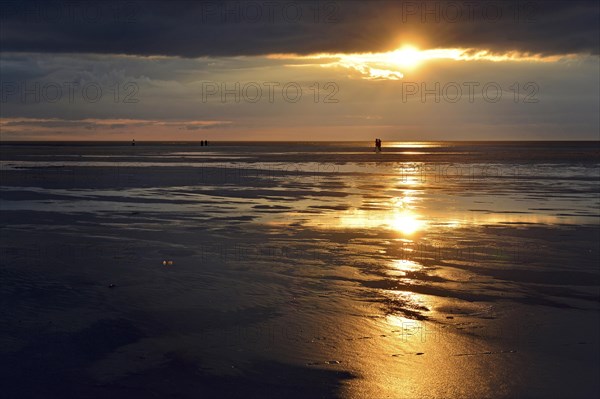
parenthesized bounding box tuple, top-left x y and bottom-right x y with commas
(268, 47, 579, 80)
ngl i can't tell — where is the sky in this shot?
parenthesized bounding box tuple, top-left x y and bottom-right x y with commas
(0, 0, 599, 141)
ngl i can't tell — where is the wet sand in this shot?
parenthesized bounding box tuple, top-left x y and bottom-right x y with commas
(1, 141, 599, 398)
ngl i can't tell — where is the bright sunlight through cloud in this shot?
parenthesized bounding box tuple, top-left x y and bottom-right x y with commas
(270, 46, 576, 80)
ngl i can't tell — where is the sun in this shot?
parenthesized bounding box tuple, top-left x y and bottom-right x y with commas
(388, 46, 423, 68)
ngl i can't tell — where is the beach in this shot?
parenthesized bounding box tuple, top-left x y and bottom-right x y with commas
(1, 141, 599, 398)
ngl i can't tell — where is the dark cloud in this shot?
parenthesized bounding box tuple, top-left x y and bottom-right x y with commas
(1, 0, 598, 57)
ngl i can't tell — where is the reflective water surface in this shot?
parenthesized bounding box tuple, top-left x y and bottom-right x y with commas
(1, 141, 599, 398)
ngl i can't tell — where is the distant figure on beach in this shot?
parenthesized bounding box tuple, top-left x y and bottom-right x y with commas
(131, 139, 135, 146)
(200, 141, 204, 146)
(375, 138, 382, 152)
(205, 140, 208, 146)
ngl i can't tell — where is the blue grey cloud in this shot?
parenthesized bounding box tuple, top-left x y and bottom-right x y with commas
(1, 1, 598, 57)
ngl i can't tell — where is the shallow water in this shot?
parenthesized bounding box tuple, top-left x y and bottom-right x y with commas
(1, 141, 599, 398)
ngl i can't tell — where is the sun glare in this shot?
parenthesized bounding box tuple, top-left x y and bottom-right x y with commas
(388, 46, 423, 68)
(272, 46, 570, 80)
(389, 211, 424, 235)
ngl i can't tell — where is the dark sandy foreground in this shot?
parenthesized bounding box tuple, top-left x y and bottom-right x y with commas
(1, 142, 599, 398)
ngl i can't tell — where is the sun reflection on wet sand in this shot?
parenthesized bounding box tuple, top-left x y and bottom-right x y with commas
(221, 144, 600, 399)
(390, 211, 425, 235)
(330, 208, 427, 235)
(390, 259, 422, 276)
(325, 189, 429, 236)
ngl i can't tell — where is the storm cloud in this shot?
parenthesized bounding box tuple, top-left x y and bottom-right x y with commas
(1, 0, 598, 57)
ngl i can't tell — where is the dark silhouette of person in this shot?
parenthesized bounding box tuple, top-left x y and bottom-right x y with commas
(375, 138, 382, 151)
(200, 140, 204, 146)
